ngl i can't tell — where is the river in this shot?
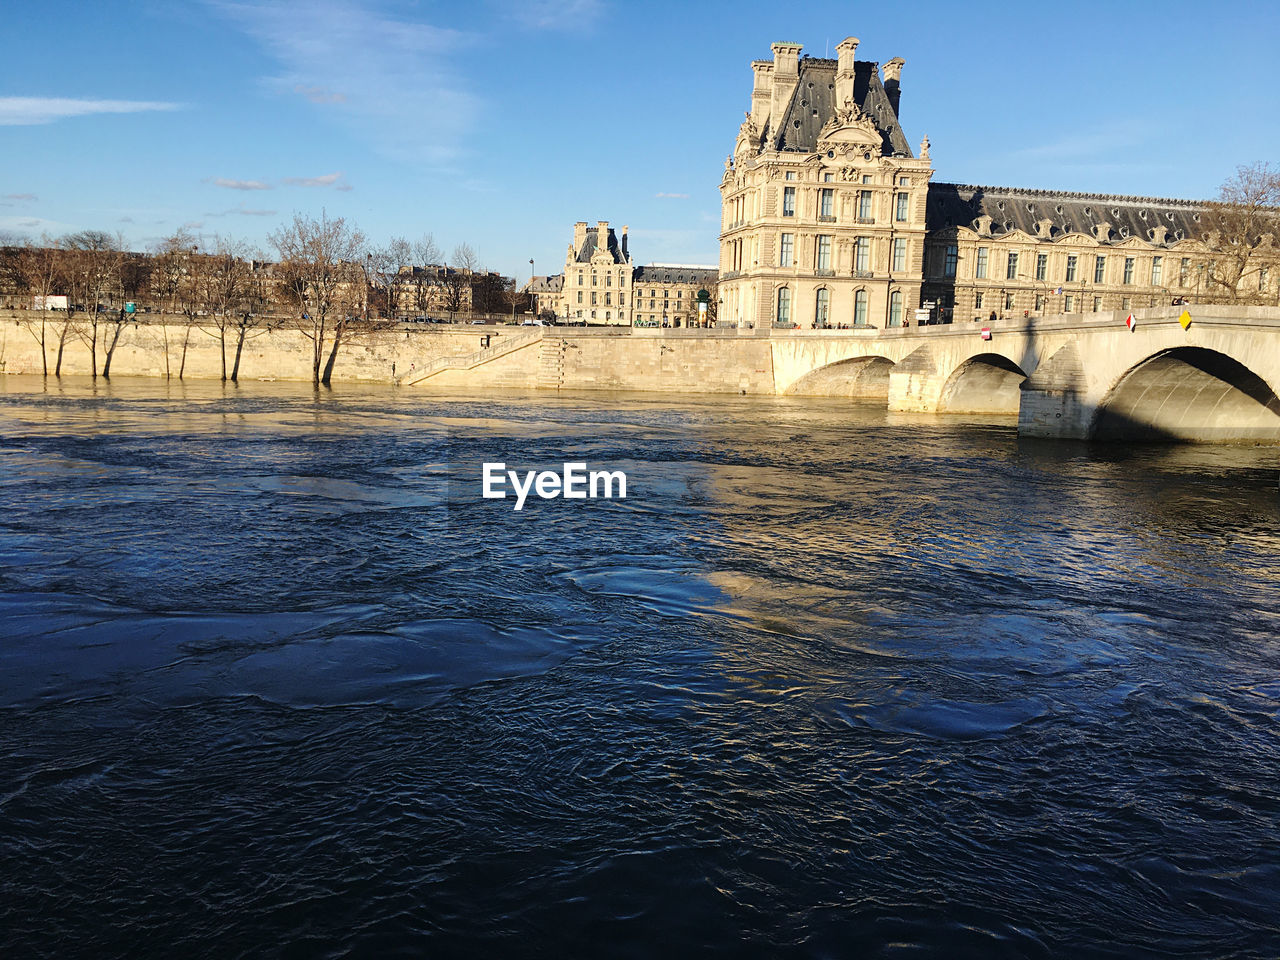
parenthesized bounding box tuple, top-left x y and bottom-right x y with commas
(2, 375, 1278, 958)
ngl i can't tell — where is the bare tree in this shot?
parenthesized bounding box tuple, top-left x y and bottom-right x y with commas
(150, 231, 199, 379)
(269, 212, 367, 386)
(12, 237, 63, 375)
(366, 237, 411, 319)
(1198, 162, 1280, 303)
(229, 261, 276, 382)
(61, 231, 122, 377)
(197, 236, 252, 380)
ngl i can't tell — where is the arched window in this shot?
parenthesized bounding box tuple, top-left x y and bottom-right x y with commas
(777, 287, 791, 324)
(815, 288, 829, 325)
(854, 289, 869, 327)
(889, 290, 903, 327)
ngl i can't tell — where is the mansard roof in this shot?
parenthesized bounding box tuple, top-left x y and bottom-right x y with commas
(926, 182, 1207, 244)
(527, 274, 563, 293)
(575, 228, 628, 264)
(770, 57, 911, 158)
(632, 265, 719, 285)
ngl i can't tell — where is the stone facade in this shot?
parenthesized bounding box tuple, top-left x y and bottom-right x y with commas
(721, 36, 1280, 330)
(560, 221, 633, 325)
(631, 264, 719, 327)
(719, 38, 932, 330)
(920, 185, 1278, 323)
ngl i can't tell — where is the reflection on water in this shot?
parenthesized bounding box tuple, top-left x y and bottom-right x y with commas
(1, 374, 1279, 958)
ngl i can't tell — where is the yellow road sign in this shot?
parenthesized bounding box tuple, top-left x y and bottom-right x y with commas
(1179, 309, 1192, 329)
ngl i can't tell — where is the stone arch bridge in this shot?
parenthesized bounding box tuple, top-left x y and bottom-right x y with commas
(772, 305, 1280, 442)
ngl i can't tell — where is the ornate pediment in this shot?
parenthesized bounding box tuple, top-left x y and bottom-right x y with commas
(734, 111, 759, 159)
(816, 97, 883, 157)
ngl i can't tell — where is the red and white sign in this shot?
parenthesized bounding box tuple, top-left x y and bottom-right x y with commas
(1125, 313, 1137, 332)
(980, 327, 993, 341)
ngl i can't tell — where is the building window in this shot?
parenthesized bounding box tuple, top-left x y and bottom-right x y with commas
(890, 290, 903, 327)
(606, 274, 612, 287)
(823, 172, 834, 182)
(892, 238, 906, 272)
(1261, 266, 1269, 291)
(605, 292, 611, 305)
(1122, 297, 1131, 310)
(677, 290, 683, 299)
(819, 188, 834, 219)
(1036, 253, 1047, 281)
(976, 247, 988, 279)
(578, 272, 584, 285)
(780, 233, 794, 267)
(815, 288, 829, 325)
(899, 177, 910, 186)
(620, 294, 625, 305)
(1123, 257, 1135, 284)
(1180, 257, 1190, 286)
(855, 238, 870, 273)
(776, 286, 791, 323)
(785, 171, 796, 181)
(855, 289, 869, 326)
(1007, 252, 1019, 280)
(577, 291, 583, 304)
(1066, 255, 1078, 283)
(591, 291, 597, 305)
(1092, 296, 1102, 312)
(591, 272, 597, 286)
(944, 244, 958, 278)
(975, 291, 984, 309)
(1004, 292, 1015, 310)
(1035, 294, 1044, 311)
(605, 311, 611, 321)
(858, 191, 872, 220)
(816, 235, 832, 272)
(1064, 294, 1074, 312)
(1094, 256, 1106, 284)
(782, 186, 795, 217)
(1151, 256, 1163, 286)
(896, 192, 908, 221)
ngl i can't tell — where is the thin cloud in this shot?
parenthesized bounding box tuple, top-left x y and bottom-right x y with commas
(282, 172, 344, 188)
(0, 97, 181, 125)
(204, 206, 279, 217)
(294, 84, 346, 103)
(212, 0, 478, 163)
(502, 0, 603, 30)
(655, 192, 690, 199)
(4, 193, 37, 201)
(210, 177, 272, 190)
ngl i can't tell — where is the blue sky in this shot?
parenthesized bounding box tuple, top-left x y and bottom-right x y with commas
(3, 0, 1279, 282)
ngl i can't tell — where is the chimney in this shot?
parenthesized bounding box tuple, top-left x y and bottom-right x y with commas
(596, 221, 609, 257)
(573, 220, 587, 253)
(835, 37, 859, 106)
(621, 224, 629, 259)
(750, 60, 773, 129)
(770, 42, 802, 127)
(883, 57, 904, 117)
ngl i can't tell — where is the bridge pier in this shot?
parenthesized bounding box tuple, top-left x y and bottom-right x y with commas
(1017, 342, 1096, 439)
(887, 345, 946, 412)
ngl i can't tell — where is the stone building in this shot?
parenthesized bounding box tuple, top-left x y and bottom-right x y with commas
(721, 36, 1279, 328)
(718, 38, 932, 329)
(921, 185, 1266, 322)
(631, 264, 719, 327)
(560, 221, 634, 325)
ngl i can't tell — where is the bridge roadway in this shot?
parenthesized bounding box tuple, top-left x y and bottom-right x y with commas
(768, 304, 1280, 442)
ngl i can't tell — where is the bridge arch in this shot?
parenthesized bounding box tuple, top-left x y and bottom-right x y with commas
(1092, 346, 1280, 442)
(937, 353, 1029, 414)
(784, 355, 896, 399)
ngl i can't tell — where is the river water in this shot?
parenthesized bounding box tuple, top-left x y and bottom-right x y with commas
(2, 375, 1279, 959)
